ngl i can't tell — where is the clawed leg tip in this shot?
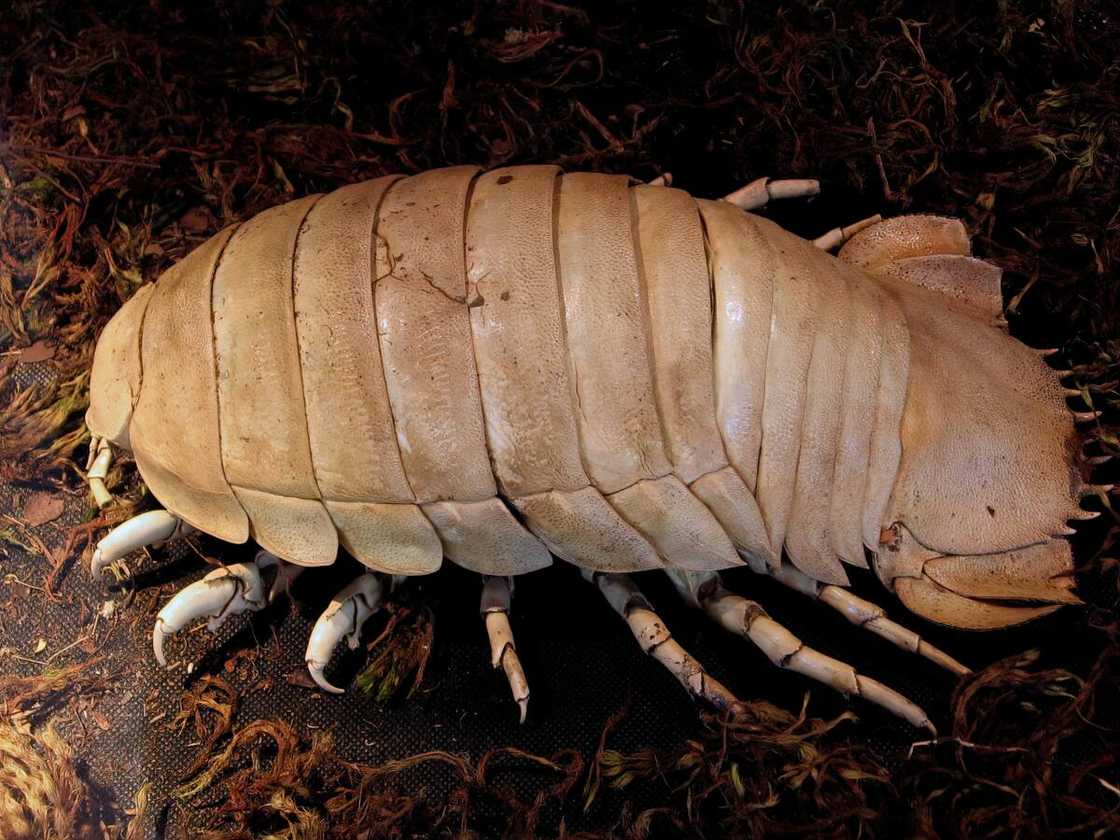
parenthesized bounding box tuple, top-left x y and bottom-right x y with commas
(665, 572, 943, 733)
(91, 509, 193, 580)
(481, 578, 532, 725)
(308, 664, 345, 695)
(152, 629, 169, 668)
(148, 562, 265, 669)
(304, 574, 382, 698)
(90, 548, 106, 576)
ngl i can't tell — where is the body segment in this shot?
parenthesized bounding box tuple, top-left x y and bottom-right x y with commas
(127, 232, 250, 544)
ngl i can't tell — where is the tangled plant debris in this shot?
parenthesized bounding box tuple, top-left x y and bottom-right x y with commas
(0, 658, 112, 726)
(0, 720, 100, 840)
(902, 647, 1120, 837)
(152, 649, 1120, 838)
(0, 718, 148, 840)
(354, 602, 435, 704)
(0, 0, 1118, 836)
(172, 716, 584, 839)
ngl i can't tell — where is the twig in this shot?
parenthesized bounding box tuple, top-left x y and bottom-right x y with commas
(2, 143, 161, 169)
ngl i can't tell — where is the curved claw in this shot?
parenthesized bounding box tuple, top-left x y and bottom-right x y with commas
(92, 510, 195, 576)
(485, 611, 529, 723)
(482, 576, 531, 724)
(305, 574, 384, 694)
(152, 562, 266, 666)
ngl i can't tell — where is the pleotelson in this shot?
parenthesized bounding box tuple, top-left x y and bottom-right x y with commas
(129, 166, 909, 584)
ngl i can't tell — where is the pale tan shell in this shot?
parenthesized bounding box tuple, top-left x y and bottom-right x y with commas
(86, 166, 1081, 617)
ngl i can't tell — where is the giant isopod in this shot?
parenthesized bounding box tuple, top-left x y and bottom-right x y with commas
(85, 166, 1090, 730)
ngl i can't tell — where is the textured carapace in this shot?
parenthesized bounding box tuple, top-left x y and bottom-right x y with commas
(87, 165, 1087, 638)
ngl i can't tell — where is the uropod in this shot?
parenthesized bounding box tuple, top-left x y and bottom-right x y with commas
(85, 166, 1096, 731)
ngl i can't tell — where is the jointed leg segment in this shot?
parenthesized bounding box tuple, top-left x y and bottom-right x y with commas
(667, 569, 936, 733)
(151, 551, 302, 669)
(585, 570, 742, 715)
(722, 177, 820, 211)
(92, 509, 196, 576)
(812, 215, 883, 250)
(305, 573, 384, 693)
(86, 436, 115, 508)
(748, 560, 970, 676)
(813, 578, 969, 675)
(152, 555, 269, 666)
(717, 176, 881, 254)
(481, 575, 530, 723)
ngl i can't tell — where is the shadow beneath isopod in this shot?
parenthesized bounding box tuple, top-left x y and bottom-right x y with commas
(181, 592, 293, 687)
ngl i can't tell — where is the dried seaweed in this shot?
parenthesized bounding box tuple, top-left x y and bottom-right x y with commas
(174, 715, 584, 838)
(354, 602, 435, 703)
(167, 659, 1118, 838)
(588, 700, 892, 839)
(0, 720, 100, 840)
(0, 657, 112, 725)
(170, 675, 239, 780)
(902, 646, 1120, 837)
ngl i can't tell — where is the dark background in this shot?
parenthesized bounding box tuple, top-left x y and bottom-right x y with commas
(0, 1, 1117, 837)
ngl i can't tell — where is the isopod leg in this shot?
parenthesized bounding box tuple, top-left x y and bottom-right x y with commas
(646, 173, 673, 187)
(722, 176, 820, 211)
(153, 555, 270, 666)
(812, 215, 883, 251)
(667, 570, 936, 733)
(92, 509, 197, 576)
(757, 562, 970, 676)
(585, 570, 743, 716)
(305, 573, 384, 694)
(255, 550, 305, 602)
(481, 575, 530, 724)
(86, 435, 114, 508)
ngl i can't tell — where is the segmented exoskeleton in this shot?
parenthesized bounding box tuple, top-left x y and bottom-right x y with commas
(85, 166, 1094, 730)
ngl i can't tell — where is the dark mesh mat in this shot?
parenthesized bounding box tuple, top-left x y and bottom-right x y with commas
(0, 354, 1097, 837)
